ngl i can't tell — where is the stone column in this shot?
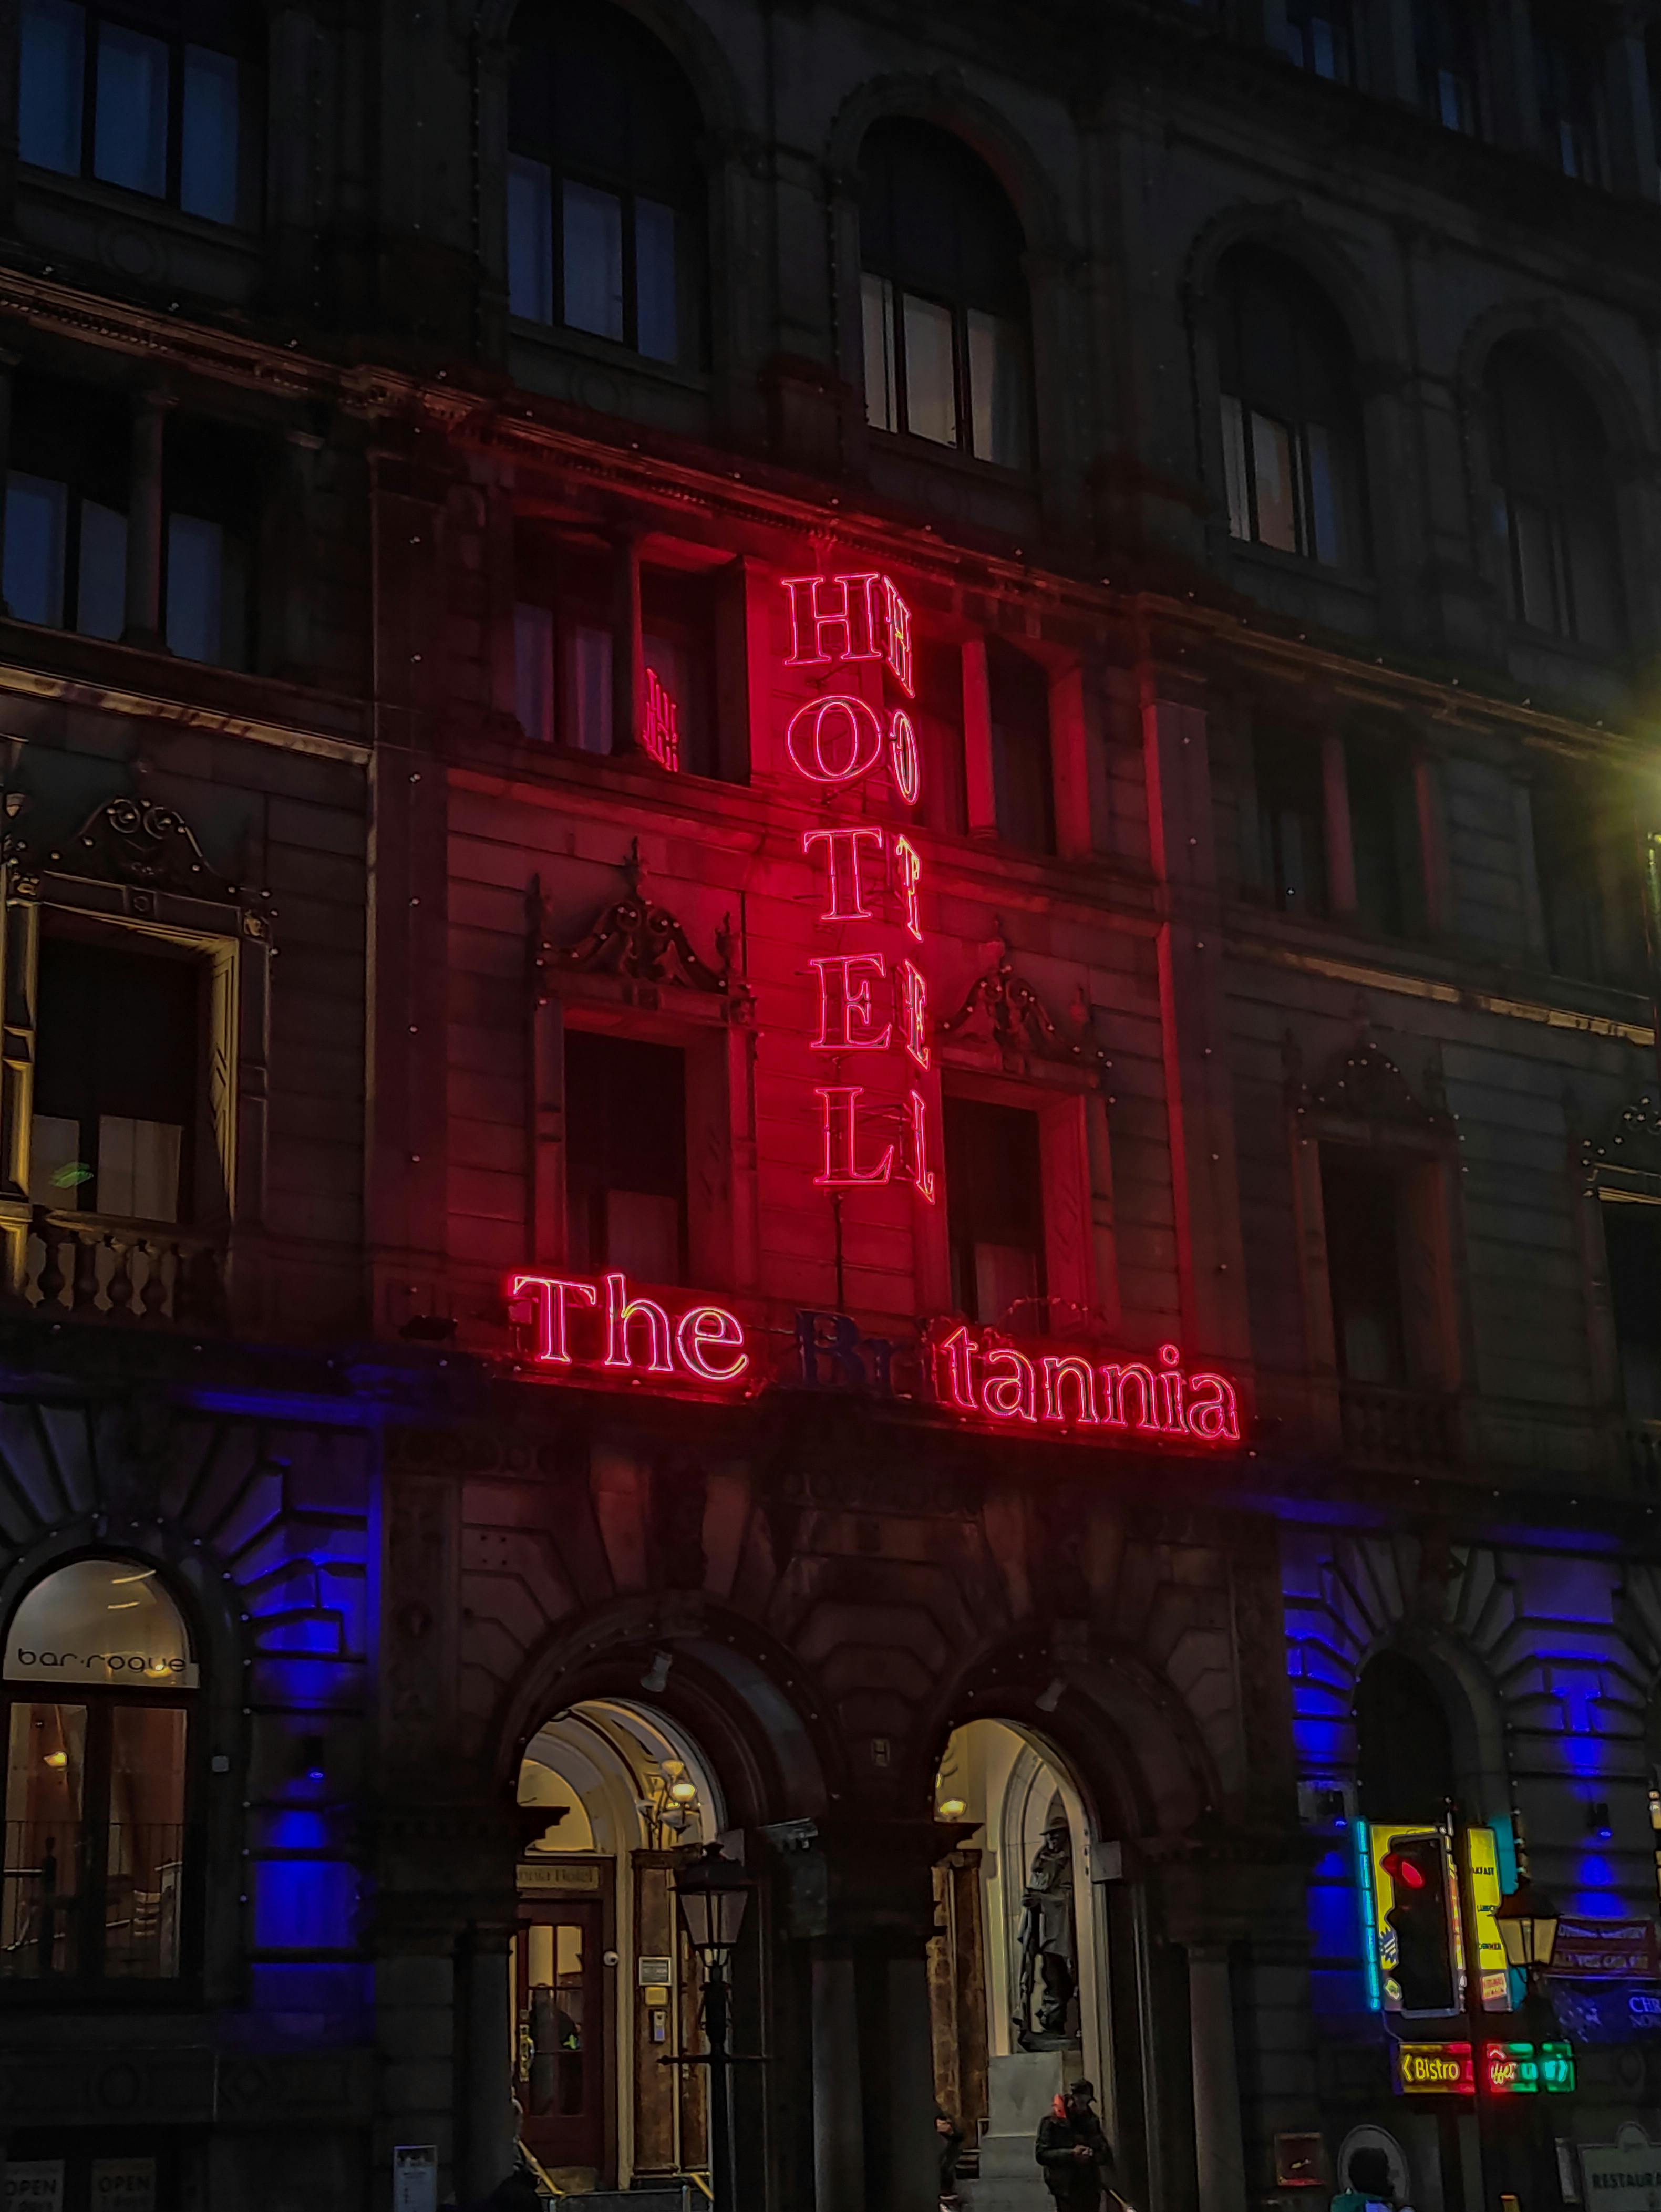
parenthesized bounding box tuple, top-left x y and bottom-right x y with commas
(611, 521, 645, 757)
(961, 638, 997, 836)
(885, 1949, 943, 2212)
(811, 1949, 865, 2209)
(0, 348, 19, 617)
(281, 428, 325, 684)
(1321, 732, 1358, 918)
(123, 387, 173, 650)
(463, 1930, 518, 2200)
(1188, 1944, 1247, 2212)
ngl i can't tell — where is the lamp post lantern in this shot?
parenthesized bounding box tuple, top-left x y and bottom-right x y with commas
(1492, 1875, 1565, 2206)
(672, 1842, 754, 2212)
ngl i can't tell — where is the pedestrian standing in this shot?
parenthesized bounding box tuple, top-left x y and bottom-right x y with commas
(1035, 2077, 1115, 2212)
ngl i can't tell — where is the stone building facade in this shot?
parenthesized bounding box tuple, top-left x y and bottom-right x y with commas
(0, 0, 1659, 2209)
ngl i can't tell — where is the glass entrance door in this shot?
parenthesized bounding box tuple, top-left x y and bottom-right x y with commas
(515, 1899, 606, 2176)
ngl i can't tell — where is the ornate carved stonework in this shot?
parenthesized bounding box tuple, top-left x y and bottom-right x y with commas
(938, 927, 1107, 1075)
(4, 792, 275, 917)
(1298, 1036, 1450, 1132)
(1580, 1092, 1661, 1193)
(532, 841, 734, 1005)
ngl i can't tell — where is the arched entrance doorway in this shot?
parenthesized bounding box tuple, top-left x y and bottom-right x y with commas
(929, 1719, 1114, 2205)
(513, 1699, 722, 2195)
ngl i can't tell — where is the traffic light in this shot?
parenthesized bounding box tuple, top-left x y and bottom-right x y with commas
(1382, 1834, 1456, 2011)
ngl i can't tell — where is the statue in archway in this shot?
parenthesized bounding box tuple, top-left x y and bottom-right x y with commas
(1016, 1809, 1078, 2049)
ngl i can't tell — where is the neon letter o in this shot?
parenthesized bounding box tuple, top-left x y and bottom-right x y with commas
(786, 695, 884, 785)
(887, 708, 920, 804)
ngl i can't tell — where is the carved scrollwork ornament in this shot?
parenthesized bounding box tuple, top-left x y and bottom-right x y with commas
(2, 791, 276, 921)
(531, 838, 740, 1006)
(938, 923, 1108, 1077)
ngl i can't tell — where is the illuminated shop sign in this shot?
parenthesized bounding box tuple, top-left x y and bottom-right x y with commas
(508, 1272, 749, 1385)
(782, 571, 934, 1202)
(927, 1325, 1239, 1443)
(643, 667, 680, 773)
(1390, 2041, 1574, 2097)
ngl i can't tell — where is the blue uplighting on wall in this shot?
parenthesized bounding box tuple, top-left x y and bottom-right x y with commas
(253, 1859, 358, 1951)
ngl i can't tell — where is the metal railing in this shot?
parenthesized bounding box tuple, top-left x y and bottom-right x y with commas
(1, 1820, 185, 1979)
(16, 1207, 225, 1327)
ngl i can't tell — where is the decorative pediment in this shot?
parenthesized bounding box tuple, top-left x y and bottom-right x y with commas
(3, 792, 272, 916)
(1580, 1093, 1661, 1195)
(532, 841, 732, 1005)
(1300, 1038, 1450, 1134)
(937, 927, 1108, 1076)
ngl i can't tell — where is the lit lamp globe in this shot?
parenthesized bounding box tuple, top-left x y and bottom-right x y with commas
(672, 1842, 752, 1971)
(1491, 1877, 1561, 1976)
(937, 1797, 968, 1821)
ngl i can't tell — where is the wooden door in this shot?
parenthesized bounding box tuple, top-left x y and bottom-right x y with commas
(515, 1899, 606, 2175)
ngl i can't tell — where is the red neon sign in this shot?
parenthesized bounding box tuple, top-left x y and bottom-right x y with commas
(783, 571, 933, 1199)
(643, 668, 680, 772)
(508, 1272, 749, 1386)
(930, 1328, 1239, 1443)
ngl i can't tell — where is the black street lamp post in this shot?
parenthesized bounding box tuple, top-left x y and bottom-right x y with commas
(671, 1842, 755, 2212)
(1492, 1875, 1565, 2208)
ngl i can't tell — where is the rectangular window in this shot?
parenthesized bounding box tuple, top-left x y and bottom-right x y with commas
(1321, 1151, 1408, 1384)
(988, 640, 1055, 855)
(1254, 728, 1328, 916)
(514, 601, 556, 742)
(562, 180, 625, 343)
(902, 293, 958, 448)
(564, 623, 613, 754)
(180, 46, 239, 224)
(1602, 1200, 1661, 1421)
(634, 198, 678, 364)
(565, 1030, 687, 1284)
(164, 512, 224, 662)
(508, 154, 556, 325)
(2, 1700, 87, 1979)
(862, 272, 898, 434)
(945, 1097, 1046, 1325)
(3, 471, 68, 626)
(92, 20, 168, 198)
(19, 0, 84, 174)
(966, 308, 1028, 468)
(32, 929, 201, 1222)
(1347, 747, 1418, 937)
(1250, 412, 1300, 553)
(1305, 422, 1342, 565)
(1221, 396, 1252, 541)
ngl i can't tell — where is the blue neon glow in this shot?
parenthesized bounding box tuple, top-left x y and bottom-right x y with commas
(253, 1860, 358, 1950)
(1355, 1818, 1381, 2010)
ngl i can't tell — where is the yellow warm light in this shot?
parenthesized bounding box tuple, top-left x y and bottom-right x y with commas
(668, 1780, 699, 1804)
(43, 1751, 68, 1770)
(938, 1797, 968, 1821)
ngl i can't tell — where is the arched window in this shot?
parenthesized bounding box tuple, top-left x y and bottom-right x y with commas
(858, 120, 1031, 469)
(1, 1558, 196, 1983)
(1416, 0, 1483, 132)
(1283, 0, 1355, 83)
(505, 1, 703, 366)
(17, 0, 259, 227)
(1487, 343, 1622, 649)
(1356, 1651, 1454, 1821)
(1215, 248, 1365, 570)
(1535, 6, 1607, 183)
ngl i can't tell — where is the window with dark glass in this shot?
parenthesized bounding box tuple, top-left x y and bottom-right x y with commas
(1284, 0, 1354, 82)
(513, 540, 726, 777)
(3, 375, 130, 639)
(1320, 1150, 1408, 1385)
(1535, 8, 1607, 183)
(565, 1030, 687, 1285)
(1488, 344, 1622, 650)
(30, 926, 202, 1223)
(1356, 1652, 1456, 1823)
(1216, 248, 1365, 571)
(859, 119, 1031, 469)
(1601, 1200, 1661, 1420)
(1254, 728, 1328, 916)
(945, 1097, 1045, 1325)
(506, 0, 703, 367)
(1347, 746, 1421, 938)
(161, 416, 257, 668)
(987, 639, 1054, 855)
(1416, 0, 1483, 132)
(916, 636, 968, 836)
(1532, 772, 1644, 986)
(1, 1557, 196, 1986)
(17, 0, 254, 225)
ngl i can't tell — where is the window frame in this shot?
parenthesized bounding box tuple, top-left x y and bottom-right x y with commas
(17, 0, 260, 230)
(0, 803, 272, 1317)
(0, 1557, 202, 2001)
(1487, 349, 1624, 653)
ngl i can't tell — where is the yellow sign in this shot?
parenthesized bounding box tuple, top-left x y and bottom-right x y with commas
(1467, 1825, 1512, 2008)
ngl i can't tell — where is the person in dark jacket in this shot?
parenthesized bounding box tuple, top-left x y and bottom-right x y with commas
(1035, 2077, 1114, 2210)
